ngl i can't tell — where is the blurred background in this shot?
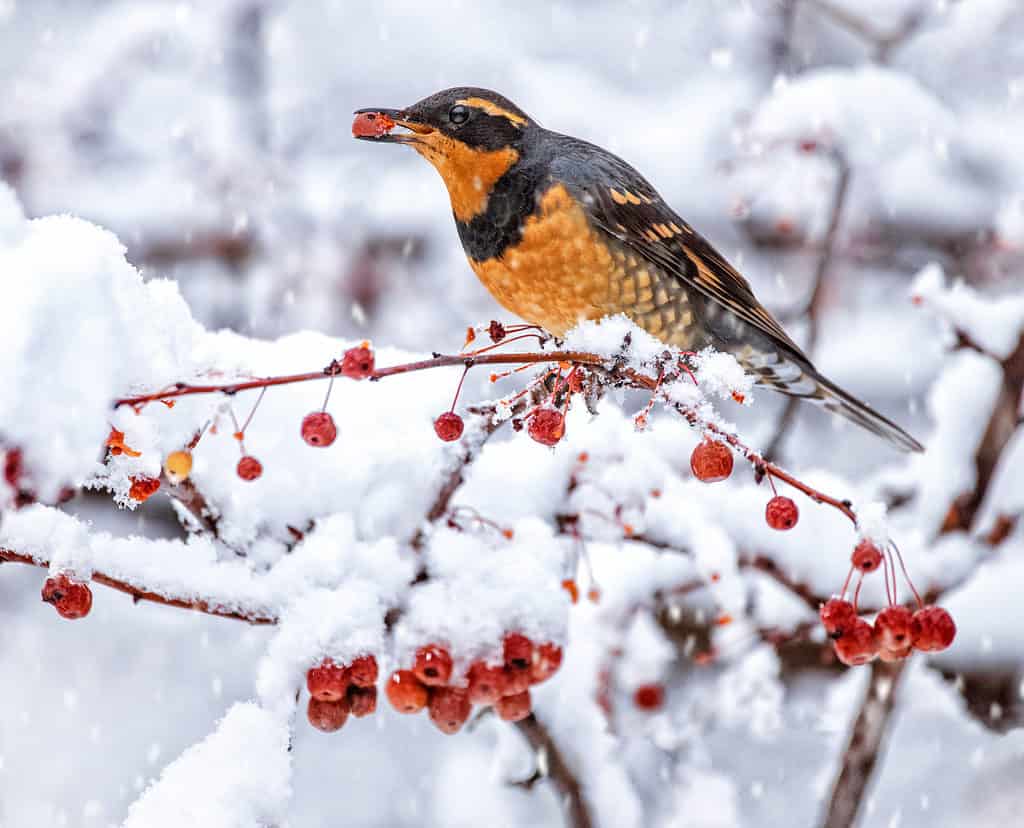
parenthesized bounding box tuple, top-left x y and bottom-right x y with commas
(1, 1, 1022, 826)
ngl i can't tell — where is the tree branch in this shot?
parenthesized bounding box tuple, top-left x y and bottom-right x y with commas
(515, 714, 594, 828)
(0, 546, 277, 625)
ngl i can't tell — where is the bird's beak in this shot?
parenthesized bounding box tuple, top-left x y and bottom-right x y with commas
(352, 107, 435, 144)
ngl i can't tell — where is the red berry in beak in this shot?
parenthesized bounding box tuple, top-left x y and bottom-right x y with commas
(301, 412, 338, 447)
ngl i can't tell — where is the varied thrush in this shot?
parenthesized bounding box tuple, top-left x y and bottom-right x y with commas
(353, 87, 922, 452)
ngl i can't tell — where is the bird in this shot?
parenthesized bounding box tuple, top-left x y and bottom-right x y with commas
(352, 87, 923, 453)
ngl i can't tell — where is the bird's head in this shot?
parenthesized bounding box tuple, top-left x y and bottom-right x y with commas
(353, 87, 535, 221)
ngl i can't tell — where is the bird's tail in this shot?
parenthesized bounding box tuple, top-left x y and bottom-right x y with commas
(750, 355, 924, 453)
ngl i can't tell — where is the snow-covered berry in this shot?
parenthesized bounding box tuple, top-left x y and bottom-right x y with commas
(348, 654, 378, 688)
(128, 476, 161, 502)
(413, 644, 453, 686)
(428, 686, 472, 735)
(851, 540, 882, 573)
(495, 690, 532, 722)
(433, 412, 464, 442)
(528, 409, 565, 446)
(911, 606, 956, 653)
(301, 412, 338, 447)
(765, 495, 798, 530)
(306, 660, 349, 702)
(386, 670, 429, 714)
(690, 439, 733, 483)
(236, 455, 263, 481)
(41, 573, 93, 620)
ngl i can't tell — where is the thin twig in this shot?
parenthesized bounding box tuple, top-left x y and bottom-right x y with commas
(0, 547, 277, 625)
(515, 714, 594, 828)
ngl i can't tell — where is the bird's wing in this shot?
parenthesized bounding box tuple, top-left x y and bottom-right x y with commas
(550, 148, 808, 360)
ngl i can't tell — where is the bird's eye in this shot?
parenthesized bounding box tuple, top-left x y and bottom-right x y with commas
(448, 105, 470, 125)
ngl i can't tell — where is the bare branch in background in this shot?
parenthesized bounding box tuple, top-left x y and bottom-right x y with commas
(515, 714, 594, 828)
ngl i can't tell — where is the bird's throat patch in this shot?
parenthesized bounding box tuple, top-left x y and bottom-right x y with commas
(412, 136, 519, 222)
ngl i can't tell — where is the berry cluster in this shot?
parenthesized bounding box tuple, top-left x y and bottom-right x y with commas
(821, 540, 956, 665)
(690, 439, 799, 531)
(305, 654, 379, 732)
(41, 573, 93, 619)
(385, 634, 563, 734)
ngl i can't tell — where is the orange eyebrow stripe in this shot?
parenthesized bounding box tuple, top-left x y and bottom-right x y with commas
(457, 97, 528, 126)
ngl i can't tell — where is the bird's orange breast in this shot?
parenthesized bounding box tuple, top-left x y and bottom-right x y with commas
(469, 183, 697, 344)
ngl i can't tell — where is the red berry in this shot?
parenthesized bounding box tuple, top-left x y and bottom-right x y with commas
(300, 412, 337, 447)
(530, 642, 563, 684)
(820, 599, 857, 637)
(428, 686, 472, 734)
(874, 606, 914, 652)
(386, 670, 429, 713)
(351, 112, 395, 139)
(528, 408, 565, 446)
(495, 689, 532, 722)
(690, 439, 733, 482)
(237, 455, 263, 481)
(307, 697, 350, 732)
(128, 476, 161, 503)
(467, 662, 508, 705)
(633, 683, 665, 711)
(341, 345, 375, 379)
(503, 633, 533, 670)
(41, 573, 93, 620)
(433, 412, 464, 442)
(851, 540, 882, 573)
(348, 654, 378, 688)
(306, 660, 349, 702)
(765, 496, 799, 530)
(413, 644, 453, 686)
(911, 605, 956, 652)
(347, 685, 378, 718)
(833, 618, 879, 666)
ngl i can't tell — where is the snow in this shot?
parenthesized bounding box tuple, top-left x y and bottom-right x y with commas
(122, 702, 291, 828)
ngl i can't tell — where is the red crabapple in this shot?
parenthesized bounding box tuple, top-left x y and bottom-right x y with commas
(347, 685, 378, 718)
(467, 662, 507, 705)
(765, 496, 799, 530)
(433, 412, 465, 442)
(428, 686, 472, 735)
(528, 409, 565, 446)
(307, 697, 350, 732)
(833, 619, 879, 666)
(341, 345, 375, 379)
(495, 690, 532, 722)
(911, 606, 956, 652)
(820, 599, 857, 636)
(237, 456, 263, 481)
(386, 670, 429, 714)
(633, 684, 665, 711)
(41, 573, 93, 620)
(301, 412, 338, 447)
(530, 642, 563, 684)
(690, 439, 733, 482)
(851, 540, 882, 573)
(874, 606, 914, 652)
(128, 476, 161, 502)
(348, 654, 379, 688)
(306, 660, 349, 702)
(413, 644, 453, 686)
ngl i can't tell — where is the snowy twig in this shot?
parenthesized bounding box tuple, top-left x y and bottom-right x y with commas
(0, 546, 278, 625)
(801, 0, 925, 62)
(765, 152, 851, 460)
(820, 660, 907, 828)
(514, 714, 594, 828)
